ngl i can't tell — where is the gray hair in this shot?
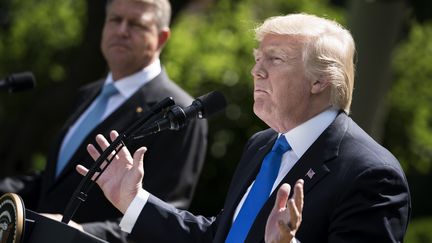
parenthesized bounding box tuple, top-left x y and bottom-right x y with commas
(106, 0, 171, 29)
(255, 13, 356, 114)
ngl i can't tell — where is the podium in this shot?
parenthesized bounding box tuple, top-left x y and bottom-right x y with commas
(0, 193, 107, 243)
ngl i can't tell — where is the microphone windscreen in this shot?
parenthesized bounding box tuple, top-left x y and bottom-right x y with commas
(8, 72, 36, 92)
(196, 91, 227, 118)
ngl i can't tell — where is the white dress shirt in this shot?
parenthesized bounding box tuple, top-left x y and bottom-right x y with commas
(119, 107, 338, 235)
(59, 59, 161, 158)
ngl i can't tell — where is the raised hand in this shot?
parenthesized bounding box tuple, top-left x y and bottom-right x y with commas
(265, 179, 304, 243)
(76, 130, 146, 214)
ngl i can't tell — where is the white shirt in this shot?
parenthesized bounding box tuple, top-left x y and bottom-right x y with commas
(59, 59, 161, 158)
(119, 108, 338, 234)
(232, 108, 338, 221)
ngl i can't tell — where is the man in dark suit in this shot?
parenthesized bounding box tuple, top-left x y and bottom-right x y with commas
(0, 0, 207, 242)
(78, 13, 411, 242)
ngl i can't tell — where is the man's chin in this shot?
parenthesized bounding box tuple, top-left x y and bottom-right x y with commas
(253, 103, 267, 119)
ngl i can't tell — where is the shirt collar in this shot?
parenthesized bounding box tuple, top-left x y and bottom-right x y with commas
(104, 58, 162, 98)
(282, 108, 338, 159)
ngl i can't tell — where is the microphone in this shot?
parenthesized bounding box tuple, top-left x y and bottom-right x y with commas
(0, 72, 36, 92)
(136, 91, 227, 137)
(122, 97, 175, 137)
(61, 97, 175, 224)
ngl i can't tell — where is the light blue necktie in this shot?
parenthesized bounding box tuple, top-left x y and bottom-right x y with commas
(225, 135, 291, 243)
(56, 83, 118, 176)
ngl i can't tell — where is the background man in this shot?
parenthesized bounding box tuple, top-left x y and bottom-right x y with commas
(79, 13, 411, 242)
(0, 0, 207, 242)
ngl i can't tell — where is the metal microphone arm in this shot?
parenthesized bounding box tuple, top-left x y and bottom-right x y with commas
(61, 97, 175, 224)
(132, 91, 227, 140)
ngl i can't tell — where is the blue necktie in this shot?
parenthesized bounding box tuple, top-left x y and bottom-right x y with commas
(225, 135, 291, 243)
(56, 83, 118, 176)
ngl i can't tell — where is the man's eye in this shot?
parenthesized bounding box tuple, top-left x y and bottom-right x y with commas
(270, 57, 283, 63)
(109, 17, 122, 23)
(130, 22, 150, 31)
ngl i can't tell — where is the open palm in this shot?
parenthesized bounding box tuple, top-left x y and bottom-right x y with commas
(76, 130, 146, 213)
(265, 179, 304, 243)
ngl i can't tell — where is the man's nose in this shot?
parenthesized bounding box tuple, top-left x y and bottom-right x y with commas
(116, 20, 129, 36)
(251, 62, 267, 79)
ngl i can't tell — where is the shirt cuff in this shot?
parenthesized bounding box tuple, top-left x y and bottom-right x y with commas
(119, 189, 149, 233)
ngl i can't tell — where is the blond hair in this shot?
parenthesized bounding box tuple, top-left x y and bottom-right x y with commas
(255, 13, 356, 114)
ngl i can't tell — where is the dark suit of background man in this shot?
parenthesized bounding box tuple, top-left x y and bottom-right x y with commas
(0, 0, 208, 242)
(79, 13, 411, 243)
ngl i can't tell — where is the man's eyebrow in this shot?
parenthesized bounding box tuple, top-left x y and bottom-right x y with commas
(265, 47, 290, 57)
(253, 46, 295, 61)
(253, 48, 260, 58)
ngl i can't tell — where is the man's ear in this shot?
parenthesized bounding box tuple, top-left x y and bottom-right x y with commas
(158, 28, 171, 50)
(311, 79, 330, 94)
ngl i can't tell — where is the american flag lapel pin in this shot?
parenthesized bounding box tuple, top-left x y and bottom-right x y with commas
(306, 168, 315, 179)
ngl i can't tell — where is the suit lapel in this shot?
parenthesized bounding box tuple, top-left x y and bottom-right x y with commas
(47, 72, 171, 189)
(44, 82, 103, 187)
(65, 84, 103, 131)
(213, 132, 278, 242)
(245, 112, 348, 242)
(226, 135, 277, 218)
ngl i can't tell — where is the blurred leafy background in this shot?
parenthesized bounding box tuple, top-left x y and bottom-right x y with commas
(0, 0, 431, 241)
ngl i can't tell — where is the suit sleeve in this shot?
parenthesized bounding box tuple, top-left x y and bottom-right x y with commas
(82, 220, 129, 243)
(328, 165, 411, 242)
(128, 194, 219, 242)
(80, 114, 208, 242)
(137, 117, 208, 209)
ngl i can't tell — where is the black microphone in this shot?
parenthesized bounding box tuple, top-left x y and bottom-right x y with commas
(61, 97, 175, 224)
(0, 72, 36, 92)
(136, 91, 227, 137)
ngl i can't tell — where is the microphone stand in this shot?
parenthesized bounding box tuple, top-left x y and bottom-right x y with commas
(61, 97, 175, 224)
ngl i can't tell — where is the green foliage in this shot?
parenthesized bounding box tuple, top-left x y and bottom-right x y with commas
(162, 0, 344, 214)
(0, 0, 86, 174)
(405, 217, 432, 243)
(0, 0, 86, 81)
(163, 0, 260, 214)
(385, 21, 432, 173)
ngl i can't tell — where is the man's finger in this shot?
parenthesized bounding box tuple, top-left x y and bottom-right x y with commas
(293, 179, 304, 212)
(110, 130, 131, 159)
(133, 147, 147, 170)
(76, 164, 101, 181)
(109, 130, 119, 142)
(94, 133, 119, 162)
(96, 134, 111, 152)
(76, 164, 89, 176)
(275, 183, 291, 210)
(87, 144, 101, 161)
(288, 198, 300, 230)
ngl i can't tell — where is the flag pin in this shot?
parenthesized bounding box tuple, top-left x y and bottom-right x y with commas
(306, 168, 315, 179)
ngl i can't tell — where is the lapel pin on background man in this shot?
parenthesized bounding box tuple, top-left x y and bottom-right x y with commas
(0, 0, 208, 242)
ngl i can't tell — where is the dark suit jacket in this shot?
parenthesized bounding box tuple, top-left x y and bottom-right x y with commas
(0, 70, 208, 242)
(127, 112, 411, 243)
